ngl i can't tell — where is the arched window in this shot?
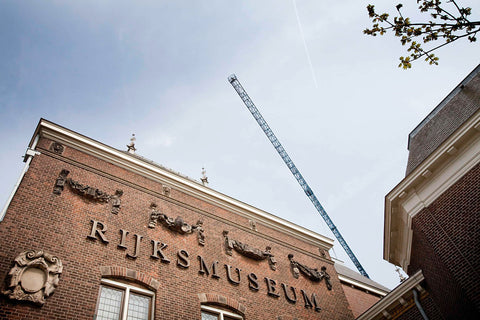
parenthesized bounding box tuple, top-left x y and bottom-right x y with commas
(201, 305, 243, 320)
(95, 278, 154, 320)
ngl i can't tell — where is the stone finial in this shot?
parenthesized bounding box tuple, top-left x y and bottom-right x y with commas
(127, 134, 136, 154)
(201, 167, 209, 186)
(395, 266, 407, 282)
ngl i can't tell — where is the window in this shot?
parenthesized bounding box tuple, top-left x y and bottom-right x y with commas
(95, 279, 154, 320)
(201, 305, 243, 320)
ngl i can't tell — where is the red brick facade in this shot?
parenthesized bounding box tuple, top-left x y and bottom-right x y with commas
(340, 284, 382, 318)
(407, 162, 480, 319)
(0, 130, 355, 320)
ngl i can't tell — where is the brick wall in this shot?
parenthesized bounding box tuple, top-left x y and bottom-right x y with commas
(0, 137, 354, 320)
(396, 295, 445, 320)
(407, 162, 480, 319)
(340, 283, 381, 318)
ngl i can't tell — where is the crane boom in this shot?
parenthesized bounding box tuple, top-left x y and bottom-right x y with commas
(228, 74, 369, 278)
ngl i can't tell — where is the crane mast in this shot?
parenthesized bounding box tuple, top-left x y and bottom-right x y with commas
(228, 74, 370, 278)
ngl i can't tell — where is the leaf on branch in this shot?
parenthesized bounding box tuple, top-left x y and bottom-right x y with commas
(364, 1, 479, 68)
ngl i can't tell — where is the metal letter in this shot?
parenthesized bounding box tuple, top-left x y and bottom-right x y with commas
(118, 229, 129, 249)
(197, 256, 220, 279)
(281, 283, 297, 303)
(225, 265, 241, 285)
(301, 290, 321, 312)
(87, 220, 109, 243)
(177, 250, 190, 269)
(265, 278, 280, 298)
(150, 240, 170, 263)
(126, 234, 143, 259)
(248, 273, 259, 291)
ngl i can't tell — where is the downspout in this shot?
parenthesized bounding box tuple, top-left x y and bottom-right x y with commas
(0, 134, 40, 222)
(412, 289, 429, 320)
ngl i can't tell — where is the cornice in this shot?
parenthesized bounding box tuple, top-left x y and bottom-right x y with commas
(31, 119, 334, 250)
(338, 275, 389, 297)
(357, 270, 425, 320)
(384, 110, 480, 270)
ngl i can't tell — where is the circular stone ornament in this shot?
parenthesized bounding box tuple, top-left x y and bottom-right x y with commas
(21, 267, 48, 293)
(2, 250, 63, 305)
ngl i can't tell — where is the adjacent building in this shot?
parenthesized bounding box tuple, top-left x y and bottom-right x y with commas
(361, 64, 480, 319)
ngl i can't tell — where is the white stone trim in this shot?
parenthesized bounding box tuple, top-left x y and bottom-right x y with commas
(384, 111, 480, 270)
(32, 119, 334, 249)
(338, 275, 389, 296)
(356, 270, 425, 320)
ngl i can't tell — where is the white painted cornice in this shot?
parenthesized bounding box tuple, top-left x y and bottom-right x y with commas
(31, 119, 334, 250)
(356, 270, 425, 320)
(384, 110, 480, 270)
(337, 275, 389, 297)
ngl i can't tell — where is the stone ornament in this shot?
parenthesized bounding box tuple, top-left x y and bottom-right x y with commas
(110, 189, 124, 214)
(162, 186, 171, 197)
(288, 254, 332, 290)
(148, 203, 205, 246)
(67, 178, 111, 202)
(53, 169, 70, 195)
(53, 169, 123, 214)
(49, 142, 64, 155)
(3, 250, 63, 305)
(223, 231, 277, 271)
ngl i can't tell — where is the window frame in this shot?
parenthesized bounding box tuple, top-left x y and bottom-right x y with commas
(201, 305, 243, 320)
(95, 278, 155, 320)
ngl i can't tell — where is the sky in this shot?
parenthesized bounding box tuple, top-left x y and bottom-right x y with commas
(0, 0, 478, 290)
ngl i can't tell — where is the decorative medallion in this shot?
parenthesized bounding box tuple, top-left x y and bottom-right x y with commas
(288, 254, 332, 290)
(52, 170, 123, 214)
(223, 231, 277, 271)
(2, 250, 63, 305)
(50, 142, 64, 155)
(162, 186, 171, 197)
(148, 203, 205, 246)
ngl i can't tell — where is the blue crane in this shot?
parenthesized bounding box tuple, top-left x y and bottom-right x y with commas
(228, 74, 370, 278)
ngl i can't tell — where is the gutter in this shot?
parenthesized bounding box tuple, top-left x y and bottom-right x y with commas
(0, 135, 40, 222)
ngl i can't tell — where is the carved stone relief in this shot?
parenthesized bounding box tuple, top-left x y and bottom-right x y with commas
(249, 220, 257, 231)
(2, 250, 63, 305)
(110, 189, 124, 214)
(53, 170, 123, 214)
(67, 178, 111, 202)
(288, 254, 332, 290)
(162, 186, 171, 197)
(223, 231, 277, 271)
(53, 169, 70, 195)
(50, 142, 64, 155)
(148, 203, 205, 246)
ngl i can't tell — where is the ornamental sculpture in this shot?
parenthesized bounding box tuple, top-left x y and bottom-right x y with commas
(223, 231, 277, 271)
(3, 250, 63, 305)
(49, 142, 64, 155)
(288, 254, 332, 290)
(52, 169, 123, 214)
(148, 203, 205, 246)
(67, 178, 111, 202)
(53, 169, 70, 195)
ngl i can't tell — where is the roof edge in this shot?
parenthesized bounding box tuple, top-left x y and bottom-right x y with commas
(31, 119, 335, 250)
(408, 64, 480, 150)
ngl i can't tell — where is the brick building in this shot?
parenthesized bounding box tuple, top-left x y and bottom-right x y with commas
(0, 119, 386, 319)
(360, 65, 480, 319)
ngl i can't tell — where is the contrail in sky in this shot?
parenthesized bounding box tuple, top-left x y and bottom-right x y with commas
(292, 0, 318, 89)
